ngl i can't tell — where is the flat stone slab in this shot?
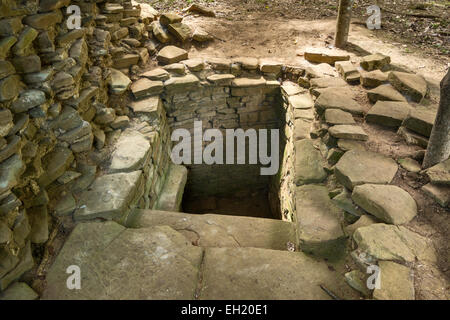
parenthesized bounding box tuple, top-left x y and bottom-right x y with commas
(422, 183, 450, 207)
(294, 139, 327, 185)
(156, 45, 188, 64)
(315, 90, 364, 116)
(360, 70, 388, 88)
(130, 96, 162, 119)
(367, 84, 407, 103)
(360, 53, 391, 71)
(294, 119, 312, 141)
(329, 125, 368, 141)
(389, 71, 427, 102)
(74, 171, 143, 222)
(108, 68, 131, 94)
(335, 61, 360, 83)
(164, 74, 200, 93)
(353, 223, 437, 263)
(402, 108, 436, 138)
(425, 158, 450, 185)
(324, 109, 356, 125)
(304, 48, 350, 65)
(337, 139, 366, 151)
(352, 184, 417, 225)
(289, 93, 314, 109)
(281, 83, 305, 96)
(126, 210, 297, 251)
(397, 126, 429, 148)
(154, 164, 187, 212)
(42, 222, 202, 299)
(295, 185, 346, 260)
(167, 22, 192, 42)
(0, 282, 38, 300)
(398, 158, 421, 173)
(206, 74, 235, 86)
(131, 78, 163, 99)
(199, 247, 351, 299)
(109, 130, 151, 173)
(366, 101, 411, 127)
(373, 261, 415, 300)
(335, 150, 398, 190)
(140, 68, 170, 81)
(309, 77, 347, 89)
(231, 77, 266, 87)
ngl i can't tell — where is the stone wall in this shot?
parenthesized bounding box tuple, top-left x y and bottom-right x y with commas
(0, 0, 169, 292)
(157, 57, 285, 199)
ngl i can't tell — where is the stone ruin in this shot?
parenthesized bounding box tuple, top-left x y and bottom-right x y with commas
(0, 0, 448, 300)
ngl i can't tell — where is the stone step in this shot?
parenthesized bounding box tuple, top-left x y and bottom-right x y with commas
(125, 209, 297, 251)
(42, 221, 355, 300)
(153, 164, 187, 212)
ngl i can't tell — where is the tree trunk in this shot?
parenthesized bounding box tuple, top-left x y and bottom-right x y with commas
(423, 69, 450, 169)
(335, 0, 354, 48)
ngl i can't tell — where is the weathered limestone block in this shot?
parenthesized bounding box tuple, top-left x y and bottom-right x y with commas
(0, 60, 15, 80)
(37, 147, 74, 187)
(192, 28, 213, 42)
(304, 48, 350, 65)
(0, 241, 34, 291)
(159, 13, 183, 26)
(402, 108, 436, 138)
(0, 154, 24, 194)
(131, 78, 163, 99)
(141, 68, 170, 81)
(38, 0, 70, 13)
(296, 185, 347, 260)
(0, 17, 23, 36)
(329, 125, 368, 141)
(294, 139, 327, 185)
(422, 183, 449, 207)
(130, 96, 162, 121)
(0, 75, 21, 101)
(0, 282, 39, 300)
(157, 45, 188, 65)
(113, 53, 139, 69)
(164, 74, 199, 93)
(207, 74, 235, 86)
(366, 101, 411, 127)
(360, 70, 388, 88)
(168, 22, 192, 42)
(0, 36, 17, 59)
(309, 77, 347, 89)
(12, 26, 38, 56)
(42, 222, 202, 299)
(352, 184, 417, 225)
(335, 61, 360, 83)
(73, 170, 144, 222)
(335, 150, 398, 190)
(373, 261, 415, 300)
(12, 55, 41, 73)
(353, 223, 436, 263)
(0, 109, 13, 137)
(389, 71, 428, 103)
(425, 158, 450, 185)
(23, 11, 62, 30)
(360, 53, 391, 71)
(324, 109, 355, 125)
(109, 130, 151, 174)
(315, 90, 364, 116)
(152, 21, 171, 43)
(367, 84, 407, 103)
(108, 68, 131, 94)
